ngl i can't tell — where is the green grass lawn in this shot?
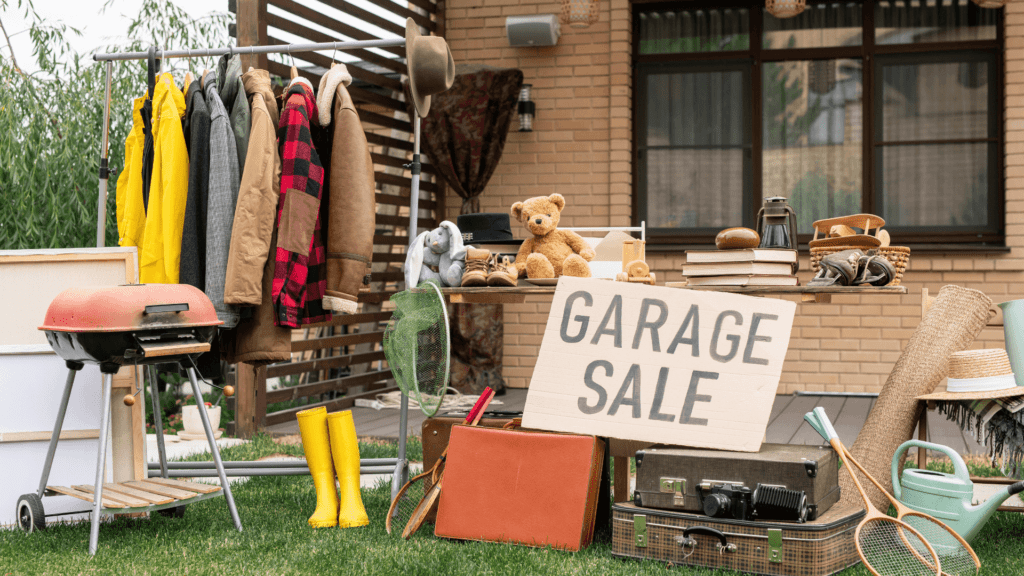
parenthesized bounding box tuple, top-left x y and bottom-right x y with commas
(2, 436, 1023, 575)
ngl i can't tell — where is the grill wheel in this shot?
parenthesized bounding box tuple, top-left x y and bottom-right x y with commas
(16, 493, 45, 533)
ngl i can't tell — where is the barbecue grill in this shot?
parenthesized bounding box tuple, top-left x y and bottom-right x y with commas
(18, 284, 243, 555)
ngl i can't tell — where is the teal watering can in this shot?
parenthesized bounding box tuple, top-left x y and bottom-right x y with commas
(892, 440, 1024, 543)
(998, 298, 1024, 386)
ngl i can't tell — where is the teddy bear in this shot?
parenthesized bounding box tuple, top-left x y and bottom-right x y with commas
(511, 193, 594, 279)
(403, 221, 468, 288)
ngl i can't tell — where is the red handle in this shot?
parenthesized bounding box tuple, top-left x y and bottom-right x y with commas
(463, 387, 494, 424)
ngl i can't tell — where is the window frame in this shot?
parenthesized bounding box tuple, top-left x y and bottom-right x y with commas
(636, 59, 754, 242)
(632, 0, 1005, 248)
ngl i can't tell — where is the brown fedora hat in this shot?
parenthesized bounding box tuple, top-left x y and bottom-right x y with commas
(405, 17, 455, 118)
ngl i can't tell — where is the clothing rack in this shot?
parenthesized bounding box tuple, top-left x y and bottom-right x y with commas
(91, 39, 420, 502)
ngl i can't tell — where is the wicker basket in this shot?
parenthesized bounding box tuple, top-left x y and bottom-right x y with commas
(809, 245, 910, 286)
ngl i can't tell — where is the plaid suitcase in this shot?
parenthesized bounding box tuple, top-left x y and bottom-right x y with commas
(611, 502, 864, 576)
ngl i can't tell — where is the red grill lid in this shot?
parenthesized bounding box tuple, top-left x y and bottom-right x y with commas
(39, 284, 223, 333)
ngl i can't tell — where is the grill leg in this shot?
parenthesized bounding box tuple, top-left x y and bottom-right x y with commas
(148, 366, 168, 478)
(89, 372, 113, 556)
(391, 393, 410, 500)
(37, 362, 83, 498)
(185, 367, 242, 531)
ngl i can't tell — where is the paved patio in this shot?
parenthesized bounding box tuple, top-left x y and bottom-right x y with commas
(267, 389, 986, 456)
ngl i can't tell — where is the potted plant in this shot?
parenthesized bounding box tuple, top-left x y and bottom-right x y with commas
(180, 395, 221, 440)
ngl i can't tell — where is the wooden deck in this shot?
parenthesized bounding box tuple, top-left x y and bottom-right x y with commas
(267, 390, 986, 456)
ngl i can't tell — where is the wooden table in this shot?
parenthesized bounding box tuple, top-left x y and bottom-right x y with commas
(438, 283, 909, 304)
(665, 283, 909, 303)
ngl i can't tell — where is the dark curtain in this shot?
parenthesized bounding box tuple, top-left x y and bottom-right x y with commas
(408, 67, 524, 214)
(406, 67, 523, 395)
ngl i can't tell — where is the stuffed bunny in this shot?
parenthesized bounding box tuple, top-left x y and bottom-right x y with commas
(403, 221, 468, 288)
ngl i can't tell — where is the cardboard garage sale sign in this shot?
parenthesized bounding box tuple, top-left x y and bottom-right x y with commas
(522, 277, 797, 452)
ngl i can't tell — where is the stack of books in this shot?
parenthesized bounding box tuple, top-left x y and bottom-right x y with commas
(682, 248, 799, 286)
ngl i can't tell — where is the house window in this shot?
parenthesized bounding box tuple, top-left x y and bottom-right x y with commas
(634, 0, 1002, 246)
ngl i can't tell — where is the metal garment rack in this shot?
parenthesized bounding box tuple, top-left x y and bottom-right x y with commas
(91, 39, 419, 501)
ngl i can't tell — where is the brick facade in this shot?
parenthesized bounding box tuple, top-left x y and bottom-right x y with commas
(443, 2, 1024, 392)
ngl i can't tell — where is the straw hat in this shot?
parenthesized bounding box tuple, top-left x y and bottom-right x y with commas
(405, 18, 455, 118)
(917, 348, 1022, 400)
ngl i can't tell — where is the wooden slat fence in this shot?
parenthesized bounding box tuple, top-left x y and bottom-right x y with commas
(228, 0, 445, 437)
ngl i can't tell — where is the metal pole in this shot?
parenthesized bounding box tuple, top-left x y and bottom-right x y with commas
(92, 38, 405, 62)
(88, 373, 113, 556)
(37, 363, 82, 498)
(409, 114, 421, 241)
(96, 60, 112, 247)
(186, 367, 243, 531)
(146, 466, 399, 477)
(393, 113, 421, 500)
(148, 366, 168, 478)
(148, 458, 398, 468)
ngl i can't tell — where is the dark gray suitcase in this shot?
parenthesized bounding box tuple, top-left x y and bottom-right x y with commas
(634, 444, 840, 522)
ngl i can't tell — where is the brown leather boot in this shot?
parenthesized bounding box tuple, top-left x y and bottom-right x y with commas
(487, 255, 517, 287)
(461, 248, 491, 287)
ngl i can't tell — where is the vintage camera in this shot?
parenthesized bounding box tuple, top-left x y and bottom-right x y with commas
(699, 482, 752, 520)
(699, 481, 809, 523)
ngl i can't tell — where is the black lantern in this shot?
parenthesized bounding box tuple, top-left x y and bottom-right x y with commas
(518, 84, 535, 132)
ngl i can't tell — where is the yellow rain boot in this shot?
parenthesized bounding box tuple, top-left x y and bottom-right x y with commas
(327, 410, 370, 528)
(297, 406, 339, 528)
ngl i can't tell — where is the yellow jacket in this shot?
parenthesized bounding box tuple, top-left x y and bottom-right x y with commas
(116, 96, 146, 249)
(139, 73, 189, 284)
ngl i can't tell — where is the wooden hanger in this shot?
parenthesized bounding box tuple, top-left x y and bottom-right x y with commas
(182, 48, 195, 90)
(201, 68, 210, 88)
(290, 64, 298, 80)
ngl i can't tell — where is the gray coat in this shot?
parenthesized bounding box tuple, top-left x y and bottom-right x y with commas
(217, 54, 250, 174)
(205, 73, 241, 328)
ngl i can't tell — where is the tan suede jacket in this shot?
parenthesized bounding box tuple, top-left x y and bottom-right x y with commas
(317, 65, 377, 314)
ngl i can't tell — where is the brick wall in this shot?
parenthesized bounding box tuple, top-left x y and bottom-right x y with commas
(443, 2, 1024, 391)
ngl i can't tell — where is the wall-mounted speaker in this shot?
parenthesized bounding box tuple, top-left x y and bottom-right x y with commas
(506, 15, 561, 47)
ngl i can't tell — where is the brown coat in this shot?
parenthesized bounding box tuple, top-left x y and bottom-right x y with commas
(317, 65, 376, 314)
(222, 69, 291, 366)
(224, 69, 281, 305)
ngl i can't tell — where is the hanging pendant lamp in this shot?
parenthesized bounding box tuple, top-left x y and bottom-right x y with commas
(972, 0, 1009, 8)
(560, 0, 600, 28)
(766, 0, 807, 19)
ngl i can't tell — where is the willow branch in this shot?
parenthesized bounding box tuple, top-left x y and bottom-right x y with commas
(0, 16, 63, 139)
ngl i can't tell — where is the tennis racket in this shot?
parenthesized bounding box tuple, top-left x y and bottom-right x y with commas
(401, 387, 496, 539)
(807, 408, 979, 576)
(804, 409, 941, 576)
(385, 387, 494, 535)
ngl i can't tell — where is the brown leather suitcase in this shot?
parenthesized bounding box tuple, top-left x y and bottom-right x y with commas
(633, 444, 840, 522)
(422, 411, 613, 530)
(612, 501, 864, 576)
(435, 425, 606, 551)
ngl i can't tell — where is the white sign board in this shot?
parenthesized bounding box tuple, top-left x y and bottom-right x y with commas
(522, 277, 796, 452)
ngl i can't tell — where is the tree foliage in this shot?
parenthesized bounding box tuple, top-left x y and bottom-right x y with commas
(0, 0, 230, 249)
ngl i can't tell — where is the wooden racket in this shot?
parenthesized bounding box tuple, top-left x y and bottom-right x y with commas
(401, 387, 495, 539)
(385, 388, 494, 536)
(808, 408, 979, 576)
(804, 409, 941, 576)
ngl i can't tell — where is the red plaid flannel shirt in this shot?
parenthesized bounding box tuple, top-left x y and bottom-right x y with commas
(272, 83, 331, 328)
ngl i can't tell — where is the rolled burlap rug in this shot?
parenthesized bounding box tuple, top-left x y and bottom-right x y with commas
(842, 285, 992, 511)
